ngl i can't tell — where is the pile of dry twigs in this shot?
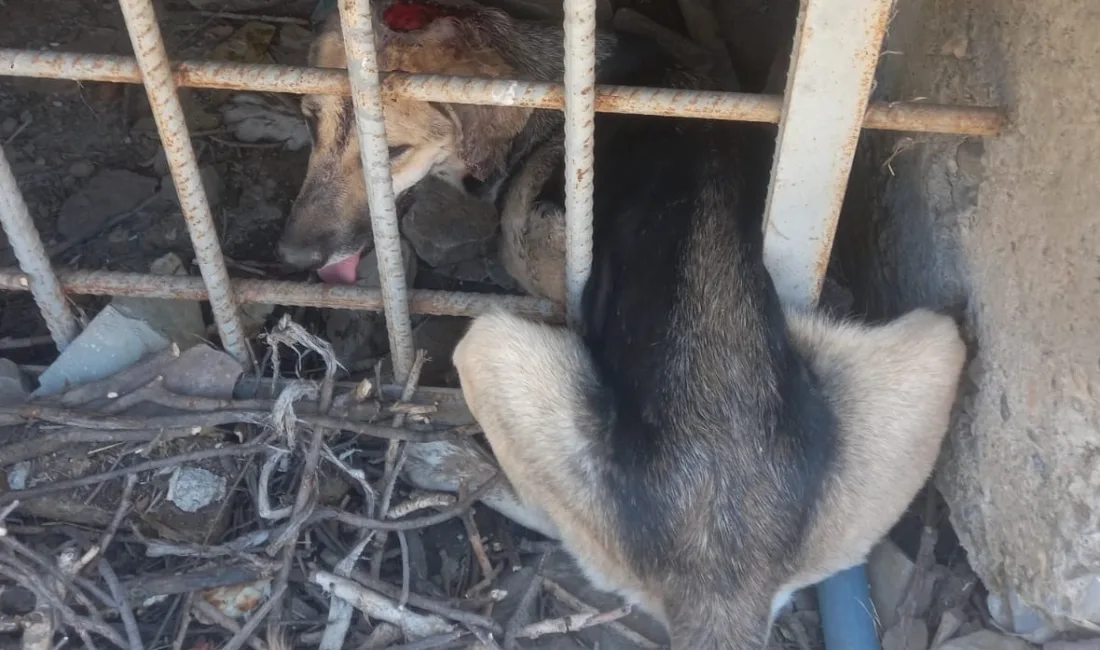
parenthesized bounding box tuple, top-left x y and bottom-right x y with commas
(0, 317, 657, 650)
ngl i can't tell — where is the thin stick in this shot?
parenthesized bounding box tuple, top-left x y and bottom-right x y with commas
(542, 578, 660, 650)
(0, 427, 201, 468)
(0, 444, 265, 505)
(310, 572, 454, 638)
(190, 10, 311, 24)
(97, 560, 145, 650)
(80, 474, 138, 570)
(56, 346, 180, 407)
(316, 554, 502, 634)
(397, 530, 411, 608)
(516, 605, 632, 640)
(462, 511, 493, 581)
(169, 593, 194, 650)
(504, 554, 546, 649)
(0, 335, 54, 350)
(314, 473, 501, 531)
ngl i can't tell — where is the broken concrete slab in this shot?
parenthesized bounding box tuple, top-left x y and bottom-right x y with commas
(35, 253, 206, 397)
(402, 177, 499, 267)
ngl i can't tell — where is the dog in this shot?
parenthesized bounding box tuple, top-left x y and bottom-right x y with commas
(282, 5, 968, 647)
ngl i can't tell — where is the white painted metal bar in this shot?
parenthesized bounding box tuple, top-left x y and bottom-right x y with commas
(761, 0, 895, 643)
(762, 0, 894, 309)
(337, 0, 416, 383)
(0, 150, 80, 350)
(116, 0, 251, 365)
(562, 0, 598, 328)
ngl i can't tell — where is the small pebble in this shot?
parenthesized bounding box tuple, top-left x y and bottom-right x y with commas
(34, 157, 45, 166)
(0, 117, 16, 135)
(68, 160, 95, 178)
(51, 100, 63, 108)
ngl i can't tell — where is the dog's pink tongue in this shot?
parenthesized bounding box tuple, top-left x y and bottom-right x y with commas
(317, 254, 360, 285)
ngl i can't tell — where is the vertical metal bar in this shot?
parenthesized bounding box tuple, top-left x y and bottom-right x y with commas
(761, 0, 892, 644)
(337, 0, 415, 382)
(116, 0, 250, 366)
(0, 150, 80, 350)
(562, 0, 598, 328)
(762, 0, 893, 310)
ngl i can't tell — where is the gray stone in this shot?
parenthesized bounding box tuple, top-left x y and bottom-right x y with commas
(67, 160, 95, 179)
(402, 177, 499, 267)
(167, 467, 227, 513)
(56, 169, 158, 240)
(0, 358, 30, 406)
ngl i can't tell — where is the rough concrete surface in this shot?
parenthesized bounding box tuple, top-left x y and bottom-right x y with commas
(835, 0, 1100, 638)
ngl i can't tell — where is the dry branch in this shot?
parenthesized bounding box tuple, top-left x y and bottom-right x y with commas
(310, 571, 456, 638)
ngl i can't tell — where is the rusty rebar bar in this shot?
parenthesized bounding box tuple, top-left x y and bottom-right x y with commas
(0, 149, 79, 350)
(114, 0, 250, 365)
(336, 0, 416, 382)
(0, 50, 1004, 136)
(562, 0, 597, 327)
(0, 269, 562, 321)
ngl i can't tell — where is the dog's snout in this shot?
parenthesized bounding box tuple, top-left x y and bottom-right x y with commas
(277, 239, 326, 270)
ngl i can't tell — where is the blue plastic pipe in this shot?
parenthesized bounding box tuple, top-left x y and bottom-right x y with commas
(817, 564, 882, 650)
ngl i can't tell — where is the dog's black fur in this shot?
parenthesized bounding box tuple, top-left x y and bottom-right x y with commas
(287, 8, 967, 647)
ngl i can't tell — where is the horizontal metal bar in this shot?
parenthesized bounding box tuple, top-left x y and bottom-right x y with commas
(0, 268, 563, 321)
(116, 0, 251, 365)
(0, 147, 80, 350)
(0, 49, 1003, 136)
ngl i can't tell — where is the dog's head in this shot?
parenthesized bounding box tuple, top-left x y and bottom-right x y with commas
(278, 2, 532, 283)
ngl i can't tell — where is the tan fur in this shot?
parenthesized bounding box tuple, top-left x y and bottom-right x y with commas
(453, 307, 965, 639)
(279, 14, 535, 267)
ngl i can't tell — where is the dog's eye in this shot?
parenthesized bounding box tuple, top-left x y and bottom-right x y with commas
(388, 145, 411, 159)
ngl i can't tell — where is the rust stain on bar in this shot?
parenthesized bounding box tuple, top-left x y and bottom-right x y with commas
(0, 50, 1004, 136)
(0, 269, 564, 322)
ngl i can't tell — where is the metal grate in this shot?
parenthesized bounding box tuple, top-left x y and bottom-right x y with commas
(0, 0, 999, 373)
(0, 0, 1002, 633)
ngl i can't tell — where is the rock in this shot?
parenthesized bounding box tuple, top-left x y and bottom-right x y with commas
(207, 22, 277, 64)
(987, 592, 1060, 644)
(67, 160, 95, 179)
(160, 165, 224, 209)
(402, 177, 499, 267)
(276, 24, 313, 60)
(937, 631, 1035, 650)
(930, 608, 967, 649)
(6, 462, 30, 491)
(56, 169, 158, 241)
(0, 358, 30, 406)
(167, 467, 227, 513)
(882, 618, 929, 650)
(220, 93, 310, 151)
(869, 540, 917, 632)
(0, 117, 17, 135)
(357, 238, 417, 289)
(410, 316, 470, 387)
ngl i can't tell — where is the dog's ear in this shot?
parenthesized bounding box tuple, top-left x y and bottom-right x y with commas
(443, 103, 532, 181)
